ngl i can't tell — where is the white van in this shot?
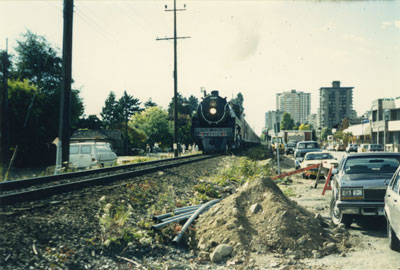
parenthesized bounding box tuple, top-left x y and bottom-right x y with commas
(69, 142, 117, 169)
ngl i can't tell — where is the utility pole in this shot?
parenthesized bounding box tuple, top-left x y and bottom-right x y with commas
(156, 0, 190, 157)
(57, 0, 74, 170)
(0, 39, 9, 179)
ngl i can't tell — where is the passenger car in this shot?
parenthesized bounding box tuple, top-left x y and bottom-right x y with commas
(294, 141, 321, 169)
(70, 142, 117, 169)
(335, 144, 346, 152)
(357, 144, 369, 153)
(330, 152, 400, 227)
(285, 141, 297, 155)
(366, 144, 384, 152)
(346, 143, 358, 153)
(384, 165, 400, 251)
(300, 151, 338, 179)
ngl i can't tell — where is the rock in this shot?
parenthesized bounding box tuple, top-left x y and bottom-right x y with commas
(314, 213, 322, 219)
(313, 252, 322, 259)
(250, 203, 262, 214)
(324, 242, 336, 252)
(210, 244, 233, 263)
(225, 223, 235, 230)
(269, 261, 280, 268)
(197, 251, 209, 262)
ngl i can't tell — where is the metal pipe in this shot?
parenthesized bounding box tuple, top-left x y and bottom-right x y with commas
(172, 199, 220, 244)
(159, 210, 196, 223)
(152, 204, 202, 221)
(151, 212, 194, 230)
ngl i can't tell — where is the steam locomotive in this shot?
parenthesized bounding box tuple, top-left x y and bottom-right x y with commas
(192, 90, 260, 153)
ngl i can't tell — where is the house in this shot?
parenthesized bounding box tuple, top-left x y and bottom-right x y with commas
(70, 129, 125, 155)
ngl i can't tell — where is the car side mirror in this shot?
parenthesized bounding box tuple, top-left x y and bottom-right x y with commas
(331, 168, 338, 175)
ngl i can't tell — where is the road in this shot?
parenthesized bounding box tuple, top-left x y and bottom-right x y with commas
(282, 151, 400, 269)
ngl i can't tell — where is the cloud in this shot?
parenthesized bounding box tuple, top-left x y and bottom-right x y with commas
(320, 22, 336, 31)
(382, 20, 400, 29)
(343, 33, 365, 42)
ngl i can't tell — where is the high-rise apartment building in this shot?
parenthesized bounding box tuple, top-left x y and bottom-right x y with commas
(276, 90, 311, 125)
(319, 81, 354, 128)
(265, 110, 284, 131)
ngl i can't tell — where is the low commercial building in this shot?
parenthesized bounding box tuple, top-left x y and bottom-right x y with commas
(343, 97, 400, 151)
(370, 98, 400, 151)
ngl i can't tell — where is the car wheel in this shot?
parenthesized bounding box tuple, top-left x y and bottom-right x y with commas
(330, 196, 353, 227)
(388, 219, 400, 251)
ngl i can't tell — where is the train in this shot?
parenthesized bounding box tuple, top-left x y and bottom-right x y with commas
(192, 90, 260, 153)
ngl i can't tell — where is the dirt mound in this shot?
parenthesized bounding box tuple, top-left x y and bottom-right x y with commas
(195, 177, 335, 261)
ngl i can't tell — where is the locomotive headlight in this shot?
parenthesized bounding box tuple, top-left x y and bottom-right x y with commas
(209, 108, 217, 115)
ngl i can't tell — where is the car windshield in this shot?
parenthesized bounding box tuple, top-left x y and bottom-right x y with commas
(344, 156, 400, 175)
(297, 142, 319, 149)
(305, 153, 334, 160)
(288, 143, 296, 147)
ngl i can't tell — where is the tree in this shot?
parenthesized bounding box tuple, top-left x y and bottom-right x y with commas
(118, 91, 141, 154)
(185, 95, 199, 116)
(14, 30, 62, 92)
(144, 98, 157, 108)
(130, 107, 172, 150)
(101, 91, 119, 129)
(167, 93, 197, 145)
(77, 115, 103, 130)
(280, 112, 294, 130)
(3, 31, 84, 168)
(334, 130, 353, 145)
(320, 127, 332, 142)
(298, 123, 311, 130)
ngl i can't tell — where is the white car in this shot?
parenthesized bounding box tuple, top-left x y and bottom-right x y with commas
(69, 142, 117, 169)
(300, 151, 338, 179)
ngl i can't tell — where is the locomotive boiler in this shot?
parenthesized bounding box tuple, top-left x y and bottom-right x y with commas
(192, 90, 260, 153)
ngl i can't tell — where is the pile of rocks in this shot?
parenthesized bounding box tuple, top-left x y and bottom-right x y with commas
(194, 177, 348, 265)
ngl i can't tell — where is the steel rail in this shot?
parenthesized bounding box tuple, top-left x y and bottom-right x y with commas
(0, 154, 204, 192)
(0, 154, 216, 206)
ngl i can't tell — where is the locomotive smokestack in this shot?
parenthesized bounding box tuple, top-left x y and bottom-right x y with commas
(211, 90, 219, 96)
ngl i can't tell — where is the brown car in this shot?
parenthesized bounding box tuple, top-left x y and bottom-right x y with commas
(335, 144, 346, 151)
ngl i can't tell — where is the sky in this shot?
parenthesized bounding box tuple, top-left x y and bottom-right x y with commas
(1, 0, 399, 134)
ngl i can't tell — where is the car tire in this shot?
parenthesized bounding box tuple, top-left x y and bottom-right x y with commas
(388, 219, 400, 251)
(330, 196, 353, 228)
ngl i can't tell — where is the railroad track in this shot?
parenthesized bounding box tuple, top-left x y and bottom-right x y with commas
(0, 154, 217, 206)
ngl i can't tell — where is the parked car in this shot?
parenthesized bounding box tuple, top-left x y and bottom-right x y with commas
(294, 141, 321, 169)
(335, 144, 346, 152)
(385, 165, 400, 251)
(300, 151, 338, 179)
(367, 144, 384, 152)
(357, 144, 370, 153)
(346, 144, 358, 153)
(70, 142, 117, 169)
(327, 144, 335, 151)
(330, 152, 400, 227)
(285, 141, 297, 155)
